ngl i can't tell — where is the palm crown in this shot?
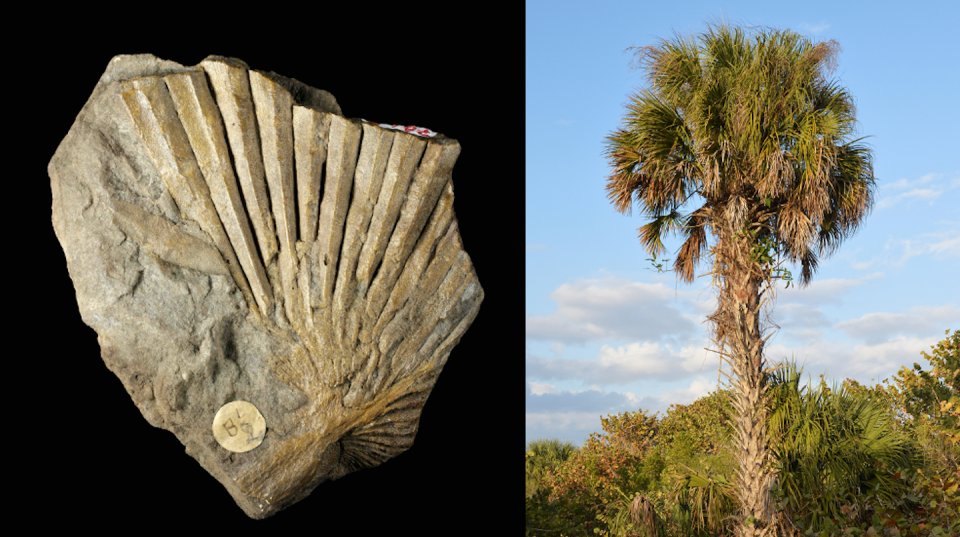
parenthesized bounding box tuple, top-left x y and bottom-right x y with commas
(605, 24, 875, 285)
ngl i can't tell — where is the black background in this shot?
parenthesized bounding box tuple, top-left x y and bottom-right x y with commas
(27, 9, 519, 532)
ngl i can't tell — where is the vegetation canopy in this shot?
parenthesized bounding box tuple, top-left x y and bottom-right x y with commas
(526, 334, 959, 537)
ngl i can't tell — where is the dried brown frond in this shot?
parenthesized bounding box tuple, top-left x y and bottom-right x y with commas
(723, 195, 750, 230)
(674, 207, 711, 283)
(625, 44, 665, 78)
(629, 494, 661, 537)
(807, 39, 841, 76)
(606, 165, 647, 215)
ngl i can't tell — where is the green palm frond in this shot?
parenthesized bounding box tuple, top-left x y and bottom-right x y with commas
(525, 438, 579, 495)
(671, 463, 739, 536)
(764, 359, 922, 526)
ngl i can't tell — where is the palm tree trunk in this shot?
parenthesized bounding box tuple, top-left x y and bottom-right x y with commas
(715, 225, 778, 537)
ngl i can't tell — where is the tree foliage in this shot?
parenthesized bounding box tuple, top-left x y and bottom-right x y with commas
(526, 409, 663, 536)
(528, 438, 581, 497)
(845, 329, 959, 480)
(657, 390, 734, 453)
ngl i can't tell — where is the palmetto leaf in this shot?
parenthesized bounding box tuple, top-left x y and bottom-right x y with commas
(765, 360, 922, 526)
(672, 463, 739, 535)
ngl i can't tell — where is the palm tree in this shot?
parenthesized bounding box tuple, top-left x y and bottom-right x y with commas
(526, 438, 579, 497)
(604, 23, 876, 537)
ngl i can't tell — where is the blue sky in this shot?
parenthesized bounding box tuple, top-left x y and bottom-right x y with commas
(526, 0, 960, 448)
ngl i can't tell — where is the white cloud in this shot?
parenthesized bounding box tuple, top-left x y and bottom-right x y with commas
(526, 411, 603, 440)
(777, 303, 832, 328)
(526, 382, 640, 414)
(843, 335, 945, 377)
(784, 328, 826, 344)
(885, 173, 938, 190)
(778, 276, 870, 305)
(525, 380, 711, 446)
(799, 21, 830, 35)
(529, 381, 559, 396)
(764, 334, 941, 383)
(833, 304, 960, 344)
(883, 230, 960, 268)
(654, 376, 717, 407)
(835, 313, 929, 344)
(526, 338, 713, 385)
(773, 303, 832, 343)
(525, 277, 697, 344)
(878, 172, 957, 209)
(928, 234, 960, 258)
(597, 341, 711, 379)
(877, 188, 941, 209)
(846, 227, 959, 272)
(889, 238, 927, 267)
(683, 292, 718, 316)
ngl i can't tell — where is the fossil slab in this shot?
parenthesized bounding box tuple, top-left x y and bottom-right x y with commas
(49, 54, 483, 519)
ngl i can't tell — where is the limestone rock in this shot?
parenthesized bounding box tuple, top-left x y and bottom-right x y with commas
(49, 54, 483, 519)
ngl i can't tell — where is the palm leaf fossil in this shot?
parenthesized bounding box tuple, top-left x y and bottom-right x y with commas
(50, 54, 483, 518)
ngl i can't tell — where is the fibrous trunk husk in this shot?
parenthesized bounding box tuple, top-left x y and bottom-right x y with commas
(709, 219, 780, 537)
